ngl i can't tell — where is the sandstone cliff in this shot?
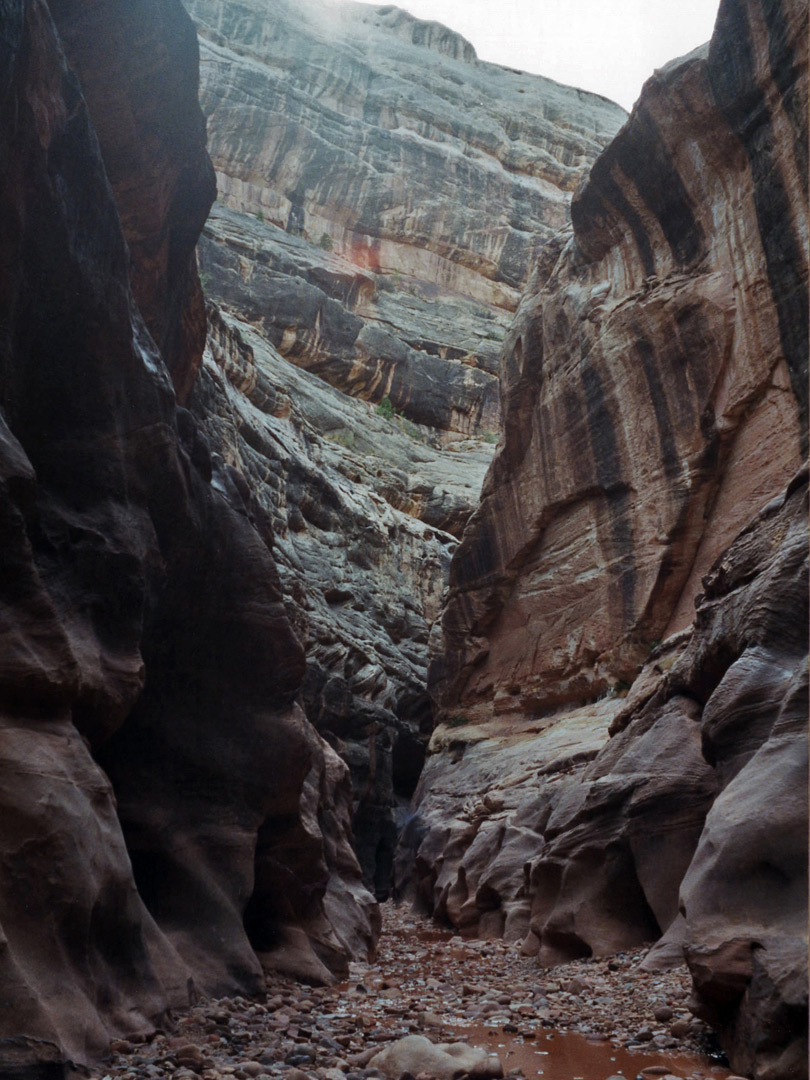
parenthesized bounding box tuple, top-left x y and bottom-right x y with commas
(407, 0, 808, 1075)
(183, 0, 624, 898)
(0, 1, 375, 1068)
(191, 296, 492, 897)
(185, 0, 626, 434)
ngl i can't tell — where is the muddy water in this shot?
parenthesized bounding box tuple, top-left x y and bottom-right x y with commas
(445, 1020, 733, 1080)
(409, 924, 733, 1080)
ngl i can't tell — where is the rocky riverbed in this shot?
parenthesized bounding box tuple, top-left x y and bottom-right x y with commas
(89, 905, 740, 1080)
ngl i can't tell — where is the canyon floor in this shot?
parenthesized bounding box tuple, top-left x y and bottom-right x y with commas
(89, 905, 738, 1080)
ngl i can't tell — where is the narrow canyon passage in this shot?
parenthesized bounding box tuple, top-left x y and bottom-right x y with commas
(90, 905, 736, 1080)
(0, 0, 805, 1077)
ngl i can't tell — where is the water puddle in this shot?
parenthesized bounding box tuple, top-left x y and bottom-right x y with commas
(445, 1020, 733, 1080)
(368, 910, 734, 1080)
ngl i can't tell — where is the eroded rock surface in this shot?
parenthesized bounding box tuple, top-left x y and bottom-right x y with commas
(433, 0, 807, 719)
(186, 0, 626, 433)
(403, 470, 808, 1078)
(0, 0, 376, 1067)
(192, 301, 492, 897)
(409, 0, 808, 1076)
(184, 0, 624, 897)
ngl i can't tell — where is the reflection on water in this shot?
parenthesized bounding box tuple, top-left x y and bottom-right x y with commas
(444, 1019, 733, 1080)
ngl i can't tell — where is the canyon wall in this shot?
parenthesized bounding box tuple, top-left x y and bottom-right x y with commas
(185, 0, 625, 434)
(181, 0, 624, 897)
(407, 0, 809, 1076)
(0, 1, 376, 1069)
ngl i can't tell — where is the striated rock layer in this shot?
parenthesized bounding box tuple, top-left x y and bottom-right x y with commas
(433, 0, 807, 719)
(0, 0, 376, 1068)
(186, 0, 626, 433)
(184, 0, 624, 897)
(411, 0, 809, 1076)
(192, 299, 493, 898)
(401, 469, 808, 1079)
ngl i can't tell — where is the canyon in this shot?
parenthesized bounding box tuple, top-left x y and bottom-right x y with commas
(0, 2, 806, 1080)
(184, 0, 626, 899)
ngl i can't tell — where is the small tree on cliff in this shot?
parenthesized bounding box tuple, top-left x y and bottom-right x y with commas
(376, 395, 395, 420)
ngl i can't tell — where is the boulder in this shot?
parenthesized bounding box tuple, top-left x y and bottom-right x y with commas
(368, 1036, 503, 1080)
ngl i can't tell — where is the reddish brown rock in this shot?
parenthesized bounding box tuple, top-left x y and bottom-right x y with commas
(674, 471, 809, 1079)
(409, 1, 807, 1076)
(432, 0, 807, 721)
(0, 0, 377, 1068)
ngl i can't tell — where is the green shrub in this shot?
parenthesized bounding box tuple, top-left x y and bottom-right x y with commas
(397, 416, 424, 442)
(376, 395, 395, 420)
(256, 209, 264, 223)
(447, 714, 470, 728)
(318, 232, 333, 251)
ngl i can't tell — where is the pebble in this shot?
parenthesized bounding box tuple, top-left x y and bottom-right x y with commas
(85, 904, 727, 1080)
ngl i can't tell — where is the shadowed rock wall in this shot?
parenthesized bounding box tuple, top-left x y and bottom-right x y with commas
(189, 299, 488, 899)
(405, 0, 808, 1075)
(0, 0, 376, 1068)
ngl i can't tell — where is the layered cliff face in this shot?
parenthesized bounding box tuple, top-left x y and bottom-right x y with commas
(185, 0, 626, 433)
(407, 0, 808, 1075)
(191, 298, 494, 897)
(180, 0, 625, 897)
(0, 0, 376, 1067)
(433, 0, 807, 718)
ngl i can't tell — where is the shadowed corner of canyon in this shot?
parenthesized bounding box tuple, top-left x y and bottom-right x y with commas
(0, 0, 806, 1079)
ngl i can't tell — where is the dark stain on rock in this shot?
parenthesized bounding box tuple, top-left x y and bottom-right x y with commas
(709, 0, 809, 444)
(762, 0, 809, 189)
(580, 357, 636, 626)
(286, 191, 306, 236)
(635, 335, 682, 481)
(615, 107, 706, 270)
(449, 521, 498, 591)
(573, 107, 705, 275)
(575, 169, 656, 277)
(673, 304, 715, 414)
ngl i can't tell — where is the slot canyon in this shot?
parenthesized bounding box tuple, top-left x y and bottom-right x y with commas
(0, 2, 806, 1080)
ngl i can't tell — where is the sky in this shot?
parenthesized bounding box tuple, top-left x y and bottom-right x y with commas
(351, 0, 722, 111)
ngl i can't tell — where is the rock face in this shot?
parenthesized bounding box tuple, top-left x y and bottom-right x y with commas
(406, 0, 808, 1076)
(182, 0, 624, 898)
(192, 298, 492, 898)
(49, 0, 216, 403)
(185, 0, 626, 433)
(433, 0, 807, 720)
(402, 475, 808, 1080)
(0, 0, 375, 1067)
